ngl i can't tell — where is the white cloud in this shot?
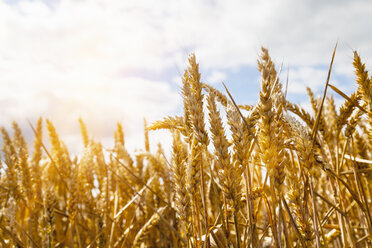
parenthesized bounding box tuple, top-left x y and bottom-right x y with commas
(206, 70, 227, 85)
(2, 0, 372, 72)
(287, 67, 329, 94)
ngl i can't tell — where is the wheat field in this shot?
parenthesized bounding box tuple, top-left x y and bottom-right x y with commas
(0, 47, 371, 247)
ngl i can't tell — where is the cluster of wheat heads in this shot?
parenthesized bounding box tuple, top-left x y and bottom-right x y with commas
(0, 47, 371, 247)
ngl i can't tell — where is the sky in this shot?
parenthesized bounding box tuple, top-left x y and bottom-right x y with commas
(0, 0, 372, 154)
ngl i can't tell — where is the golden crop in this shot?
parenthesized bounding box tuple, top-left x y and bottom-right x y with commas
(0, 47, 371, 247)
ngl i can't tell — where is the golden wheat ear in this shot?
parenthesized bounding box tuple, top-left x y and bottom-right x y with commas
(2, 48, 372, 247)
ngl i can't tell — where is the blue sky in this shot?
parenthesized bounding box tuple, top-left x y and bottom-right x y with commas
(0, 0, 371, 153)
